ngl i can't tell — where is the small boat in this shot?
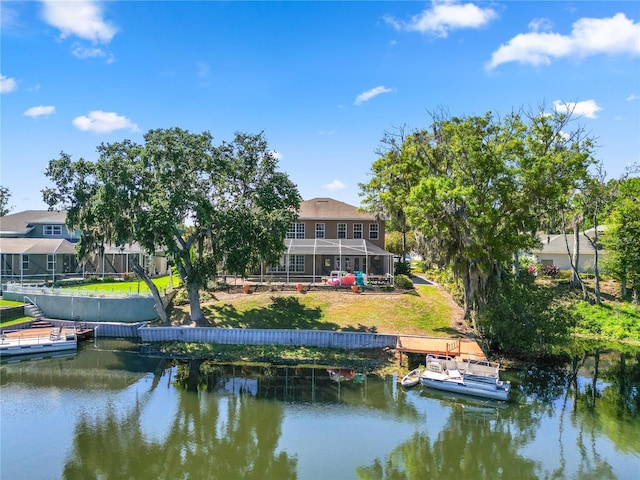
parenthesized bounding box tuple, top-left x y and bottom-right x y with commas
(401, 367, 422, 388)
(0, 326, 78, 358)
(419, 354, 510, 401)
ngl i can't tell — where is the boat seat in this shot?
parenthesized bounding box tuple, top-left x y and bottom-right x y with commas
(448, 368, 462, 379)
(50, 328, 61, 340)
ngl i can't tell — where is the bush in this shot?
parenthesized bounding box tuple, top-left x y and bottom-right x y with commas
(394, 274, 414, 290)
(543, 265, 560, 278)
(172, 287, 189, 306)
(478, 275, 577, 357)
(394, 261, 412, 276)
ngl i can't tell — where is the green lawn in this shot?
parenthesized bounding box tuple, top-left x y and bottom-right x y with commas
(169, 284, 459, 337)
(575, 300, 640, 342)
(59, 273, 180, 295)
(0, 299, 24, 307)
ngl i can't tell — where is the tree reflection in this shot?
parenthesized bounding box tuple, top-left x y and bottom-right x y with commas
(356, 405, 538, 479)
(357, 347, 640, 480)
(63, 366, 297, 479)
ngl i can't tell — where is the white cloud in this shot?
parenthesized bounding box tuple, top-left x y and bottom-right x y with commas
(528, 17, 553, 32)
(23, 105, 55, 118)
(553, 100, 602, 119)
(72, 110, 139, 133)
(627, 94, 640, 101)
(41, 0, 117, 43)
(488, 13, 640, 69)
(355, 86, 394, 105)
(324, 179, 346, 191)
(71, 43, 113, 63)
(384, 0, 498, 38)
(1, 74, 17, 93)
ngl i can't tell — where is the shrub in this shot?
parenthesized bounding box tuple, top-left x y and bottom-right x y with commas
(478, 275, 577, 357)
(172, 287, 189, 306)
(543, 265, 560, 278)
(394, 274, 414, 290)
(394, 261, 411, 276)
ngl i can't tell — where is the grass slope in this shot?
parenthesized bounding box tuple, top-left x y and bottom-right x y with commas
(168, 284, 461, 337)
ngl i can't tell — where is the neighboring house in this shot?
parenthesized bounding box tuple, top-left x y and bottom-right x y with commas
(0, 210, 165, 284)
(532, 226, 606, 272)
(259, 198, 394, 282)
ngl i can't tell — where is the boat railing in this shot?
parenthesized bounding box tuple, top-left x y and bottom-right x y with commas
(460, 358, 500, 376)
(1, 327, 77, 348)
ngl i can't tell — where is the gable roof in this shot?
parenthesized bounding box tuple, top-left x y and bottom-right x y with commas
(0, 210, 68, 235)
(298, 198, 375, 221)
(534, 226, 606, 255)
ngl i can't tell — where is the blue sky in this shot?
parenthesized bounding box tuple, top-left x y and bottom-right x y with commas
(2, 1, 639, 213)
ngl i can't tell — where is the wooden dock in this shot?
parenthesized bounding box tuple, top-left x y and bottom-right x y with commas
(396, 335, 486, 364)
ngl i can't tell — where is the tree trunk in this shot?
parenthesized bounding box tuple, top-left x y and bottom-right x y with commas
(131, 257, 169, 324)
(187, 282, 206, 326)
(571, 215, 581, 288)
(589, 231, 601, 305)
(512, 251, 520, 277)
(562, 212, 587, 301)
(462, 262, 479, 324)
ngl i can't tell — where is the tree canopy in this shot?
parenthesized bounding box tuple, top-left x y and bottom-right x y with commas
(0, 186, 13, 216)
(43, 128, 301, 325)
(360, 107, 595, 321)
(602, 176, 640, 303)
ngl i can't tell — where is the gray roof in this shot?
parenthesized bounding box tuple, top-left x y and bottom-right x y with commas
(0, 238, 145, 255)
(534, 226, 606, 255)
(285, 239, 392, 257)
(298, 198, 375, 221)
(0, 238, 77, 255)
(0, 210, 68, 235)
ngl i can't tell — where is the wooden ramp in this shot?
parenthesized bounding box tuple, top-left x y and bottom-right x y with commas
(396, 335, 486, 364)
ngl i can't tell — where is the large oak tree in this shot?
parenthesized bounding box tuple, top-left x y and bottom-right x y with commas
(361, 107, 595, 321)
(43, 128, 301, 325)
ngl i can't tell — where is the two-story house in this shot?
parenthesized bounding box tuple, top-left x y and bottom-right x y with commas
(0, 210, 163, 284)
(261, 198, 394, 283)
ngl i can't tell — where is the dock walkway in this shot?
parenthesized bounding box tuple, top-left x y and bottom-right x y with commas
(396, 335, 486, 364)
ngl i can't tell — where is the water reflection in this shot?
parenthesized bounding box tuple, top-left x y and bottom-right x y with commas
(63, 386, 297, 479)
(1, 342, 638, 480)
(359, 347, 640, 479)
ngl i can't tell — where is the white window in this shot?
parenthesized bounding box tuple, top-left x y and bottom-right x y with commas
(44, 225, 62, 236)
(315, 223, 325, 239)
(369, 223, 379, 240)
(337, 223, 347, 239)
(286, 223, 305, 239)
(268, 255, 305, 273)
(47, 254, 55, 271)
(22, 254, 29, 271)
(353, 224, 363, 239)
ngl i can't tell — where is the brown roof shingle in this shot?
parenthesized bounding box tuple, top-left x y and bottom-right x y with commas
(298, 198, 373, 220)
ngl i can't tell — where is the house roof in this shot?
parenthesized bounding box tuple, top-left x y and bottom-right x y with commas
(285, 239, 392, 257)
(0, 210, 68, 235)
(298, 198, 375, 221)
(0, 238, 77, 255)
(534, 226, 606, 255)
(0, 238, 146, 255)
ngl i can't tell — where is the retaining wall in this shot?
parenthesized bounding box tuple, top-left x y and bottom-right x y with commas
(139, 326, 397, 349)
(3, 290, 160, 322)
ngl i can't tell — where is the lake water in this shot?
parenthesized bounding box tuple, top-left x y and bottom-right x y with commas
(1, 340, 639, 479)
